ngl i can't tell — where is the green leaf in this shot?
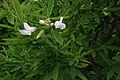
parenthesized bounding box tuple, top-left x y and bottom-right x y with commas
(20, 45, 32, 56)
(116, 72, 120, 80)
(42, 6, 48, 17)
(58, 50, 74, 56)
(47, 0, 54, 17)
(51, 28, 63, 45)
(76, 69, 88, 80)
(70, 68, 77, 79)
(3, 0, 9, 9)
(6, 71, 11, 77)
(7, 13, 14, 25)
(52, 65, 59, 80)
(106, 45, 120, 51)
(43, 72, 53, 80)
(109, 7, 120, 11)
(70, 33, 75, 41)
(78, 47, 84, 54)
(99, 52, 112, 66)
(51, 16, 69, 20)
(112, 55, 120, 62)
(107, 67, 114, 80)
(76, 34, 87, 45)
(76, 62, 89, 68)
(0, 24, 14, 29)
(12, 0, 23, 22)
(58, 73, 64, 80)
(81, 49, 93, 57)
(10, 66, 21, 72)
(69, 68, 88, 80)
(28, 13, 46, 19)
(61, 40, 71, 49)
(25, 69, 39, 78)
(0, 77, 6, 80)
(60, 8, 71, 16)
(92, 51, 96, 58)
(0, 9, 7, 19)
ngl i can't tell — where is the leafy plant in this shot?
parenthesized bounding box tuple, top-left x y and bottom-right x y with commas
(0, 0, 120, 80)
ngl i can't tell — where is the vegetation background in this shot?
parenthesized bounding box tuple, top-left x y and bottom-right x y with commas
(0, 0, 120, 80)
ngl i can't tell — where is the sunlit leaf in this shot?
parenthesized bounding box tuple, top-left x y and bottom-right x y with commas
(7, 13, 14, 25)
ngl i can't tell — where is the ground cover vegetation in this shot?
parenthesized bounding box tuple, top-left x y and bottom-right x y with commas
(0, 0, 120, 80)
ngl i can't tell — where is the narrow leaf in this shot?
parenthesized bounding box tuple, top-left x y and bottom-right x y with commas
(107, 67, 114, 80)
(47, 0, 54, 16)
(43, 72, 53, 80)
(12, 0, 23, 22)
(25, 69, 39, 78)
(116, 72, 120, 80)
(99, 52, 112, 65)
(10, 66, 21, 72)
(52, 65, 59, 80)
(58, 73, 64, 80)
(76, 69, 88, 80)
(51, 28, 63, 45)
(0, 24, 14, 29)
(70, 33, 75, 41)
(60, 8, 71, 16)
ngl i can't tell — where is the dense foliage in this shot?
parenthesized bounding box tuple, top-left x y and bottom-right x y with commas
(0, 0, 120, 80)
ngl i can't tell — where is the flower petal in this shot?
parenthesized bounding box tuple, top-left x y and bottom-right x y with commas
(24, 22, 31, 30)
(55, 21, 66, 30)
(30, 27, 37, 32)
(39, 20, 46, 25)
(55, 21, 60, 28)
(19, 30, 32, 35)
(60, 23, 66, 30)
(23, 22, 35, 32)
(60, 17, 63, 22)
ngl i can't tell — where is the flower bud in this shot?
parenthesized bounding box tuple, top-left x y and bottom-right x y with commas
(36, 30, 44, 39)
(39, 20, 46, 25)
(50, 23, 54, 26)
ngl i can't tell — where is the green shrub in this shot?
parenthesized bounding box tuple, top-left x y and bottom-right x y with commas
(0, 0, 120, 80)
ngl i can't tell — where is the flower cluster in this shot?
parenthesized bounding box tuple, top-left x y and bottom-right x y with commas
(19, 17, 66, 36)
(39, 17, 66, 30)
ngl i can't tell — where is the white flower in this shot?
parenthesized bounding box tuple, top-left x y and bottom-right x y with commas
(39, 20, 46, 25)
(55, 21, 66, 30)
(50, 23, 54, 26)
(54, 17, 66, 30)
(19, 22, 36, 35)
